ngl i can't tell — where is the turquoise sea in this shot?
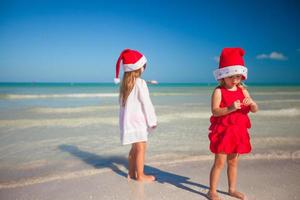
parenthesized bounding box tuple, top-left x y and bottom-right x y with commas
(0, 82, 300, 188)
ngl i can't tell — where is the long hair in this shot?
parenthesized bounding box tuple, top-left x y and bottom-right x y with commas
(119, 67, 143, 106)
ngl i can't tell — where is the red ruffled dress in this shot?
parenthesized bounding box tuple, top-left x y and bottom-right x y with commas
(209, 86, 251, 154)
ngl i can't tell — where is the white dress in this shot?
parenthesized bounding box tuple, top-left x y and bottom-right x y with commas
(119, 78, 157, 145)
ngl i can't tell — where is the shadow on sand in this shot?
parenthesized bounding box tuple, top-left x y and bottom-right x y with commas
(59, 144, 228, 199)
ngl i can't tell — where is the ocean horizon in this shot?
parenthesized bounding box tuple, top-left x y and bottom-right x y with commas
(1, 82, 300, 86)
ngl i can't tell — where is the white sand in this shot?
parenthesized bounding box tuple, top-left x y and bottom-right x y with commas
(0, 158, 299, 200)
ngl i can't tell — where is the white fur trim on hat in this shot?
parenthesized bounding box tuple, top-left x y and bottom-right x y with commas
(213, 65, 247, 80)
(123, 56, 147, 72)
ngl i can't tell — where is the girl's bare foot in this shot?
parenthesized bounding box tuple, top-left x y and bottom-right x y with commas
(136, 174, 155, 182)
(228, 190, 246, 200)
(207, 191, 222, 200)
(127, 173, 136, 181)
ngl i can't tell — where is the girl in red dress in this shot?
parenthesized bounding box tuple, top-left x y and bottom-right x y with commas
(208, 48, 258, 200)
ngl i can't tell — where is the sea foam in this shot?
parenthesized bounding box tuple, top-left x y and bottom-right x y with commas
(31, 106, 118, 114)
(256, 108, 300, 116)
(1, 93, 118, 99)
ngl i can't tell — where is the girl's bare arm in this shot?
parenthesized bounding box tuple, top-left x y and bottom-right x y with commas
(211, 88, 241, 117)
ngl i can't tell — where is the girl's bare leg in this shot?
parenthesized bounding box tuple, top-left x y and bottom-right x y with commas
(227, 154, 246, 200)
(135, 142, 155, 182)
(128, 144, 136, 180)
(208, 153, 227, 200)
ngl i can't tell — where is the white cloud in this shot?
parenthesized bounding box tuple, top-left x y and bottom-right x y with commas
(256, 54, 268, 59)
(256, 51, 287, 60)
(269, 52, 288, 60)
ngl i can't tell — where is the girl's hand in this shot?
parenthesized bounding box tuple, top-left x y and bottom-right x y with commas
(150, 125, 157, 129)
(148, 125, 157, 132)
(244, 97, 258, 113)
(229, 100, 241, 111)
(243, 97, 255, 106)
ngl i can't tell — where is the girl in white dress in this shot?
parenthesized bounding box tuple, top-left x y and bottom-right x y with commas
(114, 49, 157, 182)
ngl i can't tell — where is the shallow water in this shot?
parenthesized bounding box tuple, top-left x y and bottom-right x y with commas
(0, 83, 299, 187)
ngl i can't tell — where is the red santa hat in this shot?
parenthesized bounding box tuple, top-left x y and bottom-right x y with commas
(114, 49, 147, 84)
(213, 47, 248, 80)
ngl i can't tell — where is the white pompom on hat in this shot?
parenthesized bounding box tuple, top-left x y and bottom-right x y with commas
(213, 47, 248, 80)
(114, 49, 147, 84)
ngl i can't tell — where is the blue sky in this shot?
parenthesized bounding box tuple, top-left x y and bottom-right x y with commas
(0, 0, 299, 83)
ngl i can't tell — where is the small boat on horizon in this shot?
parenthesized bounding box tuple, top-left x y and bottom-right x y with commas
(147, 80, 158, 85)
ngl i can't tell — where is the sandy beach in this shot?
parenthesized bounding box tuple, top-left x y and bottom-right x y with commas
(1, 158, 299, 200)
(1, 84, 300, 200)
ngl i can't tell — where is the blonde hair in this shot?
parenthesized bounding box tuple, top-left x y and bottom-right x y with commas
(119, 67, 143, 106)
